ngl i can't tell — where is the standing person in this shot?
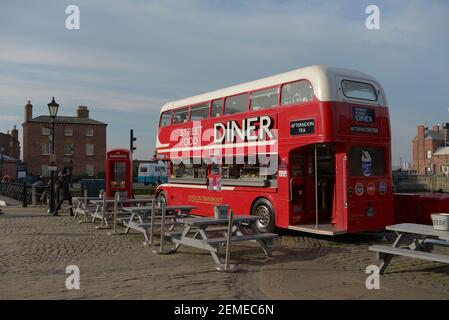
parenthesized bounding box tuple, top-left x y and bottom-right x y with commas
(55, 171, 63, 204)
(54, 168, 73, 216)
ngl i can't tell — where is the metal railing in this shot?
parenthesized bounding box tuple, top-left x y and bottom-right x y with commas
(0, 182, 33, 205)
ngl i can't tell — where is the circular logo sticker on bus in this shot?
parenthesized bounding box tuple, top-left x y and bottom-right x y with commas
(367, 182, 376, 196)
(355, 183, 364, 196)
(379, 181, 387, 195)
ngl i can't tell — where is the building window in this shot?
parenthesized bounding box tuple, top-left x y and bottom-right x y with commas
(86, 128, 94, 137)
(42, 127, 50, 136)
(224, 93, 249, 115)
(86, 144, 94, 156)
(86, 164, 94, 177)
(64, 127, 73, 136)
(41, 143, 51, 155)
(426, 150, 432, 159)
(41, 165, 49, 177)
(64, 144, 74, 156)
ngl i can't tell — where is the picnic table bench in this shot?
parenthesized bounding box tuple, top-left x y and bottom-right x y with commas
(170, 215, 277, 270)
(369, 223, 449, 274)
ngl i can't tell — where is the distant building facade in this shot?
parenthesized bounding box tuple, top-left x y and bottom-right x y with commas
(412, 124, 449, 175)
(0, 126, 20, 160)
(0, 127, 20, 179)
(22, 100, 107, 177)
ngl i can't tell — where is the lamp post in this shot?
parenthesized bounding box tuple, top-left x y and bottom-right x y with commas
(0, 147, 4, 180)
(48, 97, 59, 214)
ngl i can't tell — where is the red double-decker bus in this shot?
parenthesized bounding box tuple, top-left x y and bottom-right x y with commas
(155, 65, 393, 235)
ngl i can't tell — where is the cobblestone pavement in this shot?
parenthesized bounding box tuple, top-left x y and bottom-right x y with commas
(1, 206, 448, 299)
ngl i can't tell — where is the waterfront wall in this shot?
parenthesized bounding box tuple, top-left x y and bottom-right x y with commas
(393, 175, 449, 193)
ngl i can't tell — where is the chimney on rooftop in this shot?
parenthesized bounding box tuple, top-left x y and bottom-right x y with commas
(417, 125, 425, 142)
(432, 125, 440, 133)
(11, 125, 18, 141)
(77, 106, 89, 118)
(24, 99, 33, 122)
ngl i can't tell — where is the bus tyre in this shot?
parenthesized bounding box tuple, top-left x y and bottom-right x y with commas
(156, 191, 167, 205)
(252, 198, 275, 233)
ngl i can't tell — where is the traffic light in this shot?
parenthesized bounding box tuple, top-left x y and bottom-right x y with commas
(130, 129, 137, 152)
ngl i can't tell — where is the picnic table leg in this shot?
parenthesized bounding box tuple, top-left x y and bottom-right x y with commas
(378, 232, 405, 274)
(92, 205, 99, 223)
(124, 212, 133, 234)
(216, 211, 237, 272)
(107, 193, 120, 235)
(172, 225, 192, 251)
(192, 227, 226, 268)
(247, 222, 273, 257)
(148, 200, 156, 246)
(152, 203, 174, 254)
(409, 236, 433, 252)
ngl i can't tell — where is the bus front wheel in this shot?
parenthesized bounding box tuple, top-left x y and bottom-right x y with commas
(251, 198, 275, 233)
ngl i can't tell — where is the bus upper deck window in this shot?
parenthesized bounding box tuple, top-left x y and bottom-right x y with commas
(341, 80, 377, 101)
(224, 93, 249, 115)
(172, 107, 189, 124)
(250, 87, 279, 111)
(281, 80, 314, 106)
(159, 111, 172, 127)
(191, 103, 209, 121)
(211, 99, 223, 117)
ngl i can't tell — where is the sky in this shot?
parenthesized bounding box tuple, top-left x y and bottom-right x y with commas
(0, 0, 448, 165)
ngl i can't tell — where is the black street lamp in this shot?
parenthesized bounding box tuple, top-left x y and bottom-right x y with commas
(0, 147, 4, 180)
(47, 97, 59, 214)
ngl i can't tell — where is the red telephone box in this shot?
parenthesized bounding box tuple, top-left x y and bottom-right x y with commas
(106, 148, 132, 198)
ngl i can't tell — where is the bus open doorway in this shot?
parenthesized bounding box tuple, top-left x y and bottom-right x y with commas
(288, 143, 346, 235)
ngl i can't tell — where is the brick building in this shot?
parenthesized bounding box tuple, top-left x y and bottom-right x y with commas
(0, 126, 20, 160)
(0, 155, 18, 180)
(412, 124, 449, 175)
(22, 100, 107, 177)
(0, 127, 20, 180)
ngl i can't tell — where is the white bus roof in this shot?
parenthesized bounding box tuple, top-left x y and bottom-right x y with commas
(160, 65, 384, 113)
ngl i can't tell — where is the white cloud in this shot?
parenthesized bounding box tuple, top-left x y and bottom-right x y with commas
(0, 115, 20, 122)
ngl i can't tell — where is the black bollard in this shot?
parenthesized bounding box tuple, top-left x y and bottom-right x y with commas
(22, 180, 28, 208)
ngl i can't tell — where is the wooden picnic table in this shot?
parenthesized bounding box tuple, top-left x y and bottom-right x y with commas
(170, 215, 277, 270)
(120, 205, 197, 243)
(369, 223, 449, 274)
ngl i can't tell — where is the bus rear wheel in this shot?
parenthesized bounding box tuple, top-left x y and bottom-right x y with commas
(251, 198, 275, 233)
